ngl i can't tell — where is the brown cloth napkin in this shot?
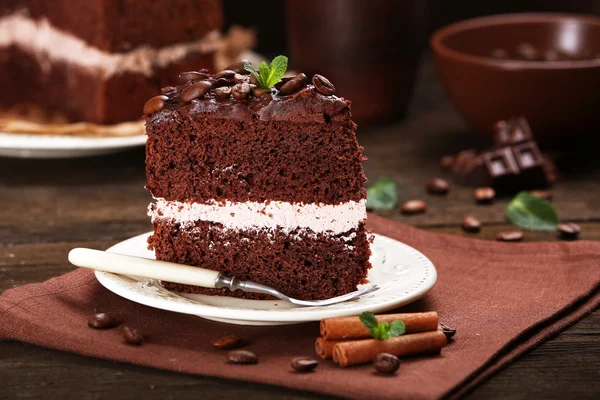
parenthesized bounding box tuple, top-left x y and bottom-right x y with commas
(1, 214, 598, 400)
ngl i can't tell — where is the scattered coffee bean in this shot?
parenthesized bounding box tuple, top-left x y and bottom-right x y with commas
(279, 73, 308, 95)
(215, 86, 232, 98)
(178, 71, 208, 82)
(401, 200, 427, 215)
(212, 78, 231, 88)
(312, 74, 336, 95)
(426, 178, 449, 195)
(231, 83, 251, 100)
(234, 73, 250, 84)
(557, 222, 581, 240)
(252, 86, 271, 97)
(224, 60, 250, 74)
(160, 86, 176, 95)
(373, 353, 400, 374)
(496, 231, 524, 242)
(490, 48, 509, 59)
(181, 81, 212, 102)
(274, 76, 293, 90)
(143, 95, 168, 115)
(227, 350, 258, 365)
(214, 69, 236, 80)
(88, 312, 119, 329)
(212, 335, 243, 350)
(461, 216, 481, 233)
(440, 155, 455, 170)
(517, 42, 540, 61)
(439, 323, 456, 340)
(530, 190, 552, 201)
(474, 187, 495, 204)
(123, 326, 143, 345)
(249, 74, 259, 85)
(291, 357, 319, 372)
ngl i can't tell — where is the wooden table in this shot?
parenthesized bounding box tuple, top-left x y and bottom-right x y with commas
(1, 59, 598, 399)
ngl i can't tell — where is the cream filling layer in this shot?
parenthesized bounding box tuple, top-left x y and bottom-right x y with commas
(149, 199, 367, 235)
(0, 13, 220, 77)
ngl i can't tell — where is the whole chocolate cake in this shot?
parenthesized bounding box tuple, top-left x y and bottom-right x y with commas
(144, 58, 372, 300)
(0, 0, 222, 124)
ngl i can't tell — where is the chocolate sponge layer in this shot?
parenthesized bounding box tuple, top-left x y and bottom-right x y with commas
(148, 220, 372, 300)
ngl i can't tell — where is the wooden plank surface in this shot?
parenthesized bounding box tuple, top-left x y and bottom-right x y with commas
(0, 58, 598, 399)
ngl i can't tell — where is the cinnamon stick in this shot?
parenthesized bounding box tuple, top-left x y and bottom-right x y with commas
(332, 330, 447, 367)
(321, 312, 438, 340)
(315, 337, 343, 360)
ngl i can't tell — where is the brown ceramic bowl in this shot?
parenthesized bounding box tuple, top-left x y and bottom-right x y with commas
(431, 13, 600, 144)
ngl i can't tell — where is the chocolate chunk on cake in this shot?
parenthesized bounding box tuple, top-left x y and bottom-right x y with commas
(0, 0, 222, 124)
(145, 58, 372, 300)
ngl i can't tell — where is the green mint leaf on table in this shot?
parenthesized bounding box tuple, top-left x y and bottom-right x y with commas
(506, 191, 559, 231)
(243, 56, 289, 89)
(366, 177, 398, 211)
(359, 312, 406, 340)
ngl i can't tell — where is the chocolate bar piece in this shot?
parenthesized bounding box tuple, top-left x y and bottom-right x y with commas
(493, 117, 533, 146)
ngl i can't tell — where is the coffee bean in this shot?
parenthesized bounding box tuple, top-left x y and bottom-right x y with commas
(291, 357, 319, 372)
(249, 74, 260, 85)
(181, 81, 212, 102)
(312, 74, 335, 95)
(214, 69, 236, 80)
(160, 86, 176, 95)
(440, 155, 455, 170)
(373, 353, 400, 374)
(212, 335, 243, 350)
(224, 60, 250, 74)
(143, 95, 168, 115)
(462, 216, 481, 233)
(123, 326, 143, 345)
(426, 178, 449, 195)
(490, 48, 509, 59)
(233, 73, 249, 83)
(557, 222, 581, 240)
(88, 313, 119, 329)
(178, 71, 209, 82)
(252, 86, 271, 97)
(530, 190, 552, 201)
(474, 187, 495, 204)
(274, 76, 293, 90)
(227, 350, 258, 365)
(215, 86, 231, 98)
(517, 42, 540, 61)
(496, 231, 524, 242)
(231, 83, 251, 100)
(401, 200, 427, 215)
(439, 323, 456, 340)
(279, 73, 308, 95)
(212, 78, 231, 88)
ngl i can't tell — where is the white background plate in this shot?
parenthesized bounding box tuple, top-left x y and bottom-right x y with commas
(97, 232, 437, 325)
(0, 131, 146, 158)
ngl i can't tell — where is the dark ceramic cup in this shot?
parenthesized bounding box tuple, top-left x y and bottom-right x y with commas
(286, 0, 427, 126)
(431, 13, 600, 145)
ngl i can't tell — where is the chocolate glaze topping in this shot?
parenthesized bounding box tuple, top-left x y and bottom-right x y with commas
(144, 65, 348, 124)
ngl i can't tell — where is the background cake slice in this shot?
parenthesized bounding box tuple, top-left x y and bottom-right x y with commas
(0, 0, 222, 124)
(145, 59, 371, 300)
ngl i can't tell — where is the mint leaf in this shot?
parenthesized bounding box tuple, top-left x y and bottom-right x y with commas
(359, 311, 378, 337)
(366, 177, 398, 211)
(506, 191, 558, 231)
(243, 62, 263, 86)
(388, 320, 406, 337)
(258, 61, 270, 88)
(266, 55, 288, 87)
(375, 322, 390, 340)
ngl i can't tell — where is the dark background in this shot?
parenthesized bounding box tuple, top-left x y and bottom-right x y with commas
(224, 0, 600, 58)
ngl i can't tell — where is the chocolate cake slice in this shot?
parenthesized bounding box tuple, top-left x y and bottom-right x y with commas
(145, 59, 372, 300)
(0, 0, 222, 124)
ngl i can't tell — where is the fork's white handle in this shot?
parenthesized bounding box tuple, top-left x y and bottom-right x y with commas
(68, 248, 220, 288)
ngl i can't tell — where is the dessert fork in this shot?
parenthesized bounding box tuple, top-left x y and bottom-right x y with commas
(68, 248, 379, 306)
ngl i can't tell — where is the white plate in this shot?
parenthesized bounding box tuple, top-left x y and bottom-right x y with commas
(0, 131, 146, 158)
(96, 232, 437, 326)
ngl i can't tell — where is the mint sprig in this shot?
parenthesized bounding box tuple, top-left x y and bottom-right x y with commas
(506, 191, 559, 231)
(366, 177, 398, 211)
(244, 55, 288, 89)
(359, 311, 406, 340)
